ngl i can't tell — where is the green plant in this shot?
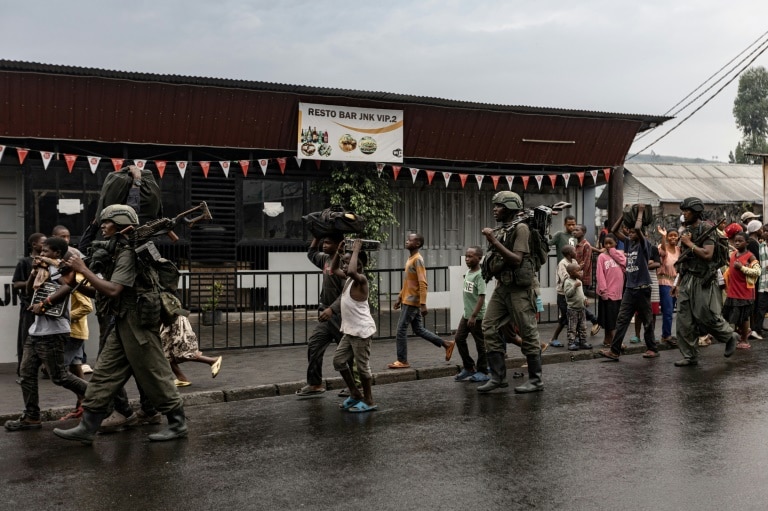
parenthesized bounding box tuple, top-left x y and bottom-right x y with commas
(202, 281, 223, 312)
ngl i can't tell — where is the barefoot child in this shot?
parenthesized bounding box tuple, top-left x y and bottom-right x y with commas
(331, 239, 378, 412)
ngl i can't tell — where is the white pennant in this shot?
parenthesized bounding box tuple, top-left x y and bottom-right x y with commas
(535, 175, 544, 189)
(87, 156, 101, 174)
(133, 159, 146, 170)
(590, 169, 599, 182)
(410, 168, 420, 183)
(475, 174, 484, 189)
(443, 172, 452, 187)
(0, 145, 5, 163)
(259, 159, 269, 175)
(41, 151, 54, 170)
(176, 161, 188, 179)
(562, 173, 571, 188)
(220, 161, 230, 178)
(294, 156, 303, 168)
(506, 175, 514, 190)
(376, 163, 384, 177)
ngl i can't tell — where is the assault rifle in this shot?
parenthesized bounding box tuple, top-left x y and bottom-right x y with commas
(125, 201, 212, 246)
(674, 217, 727, 269)
(502, 201, 572, 238)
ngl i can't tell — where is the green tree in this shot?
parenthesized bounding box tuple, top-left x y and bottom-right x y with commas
(732, 66, 768, 163)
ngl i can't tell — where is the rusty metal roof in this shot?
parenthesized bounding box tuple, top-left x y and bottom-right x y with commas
(0, 60, 672, 170)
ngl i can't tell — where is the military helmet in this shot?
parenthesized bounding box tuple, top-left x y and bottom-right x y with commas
(680, 197, 704, 213)
(100, 204, 139, 226)
(492, 191, 523, 210)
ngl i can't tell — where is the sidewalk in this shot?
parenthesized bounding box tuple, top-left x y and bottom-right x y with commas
(0, 320, 670, 423)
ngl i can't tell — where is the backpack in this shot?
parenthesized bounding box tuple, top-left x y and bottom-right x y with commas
(134, 240, 187, 326)
(302, 206, 366, 237)
(480, 209, 551, 283)
(96, 166, 163, 225)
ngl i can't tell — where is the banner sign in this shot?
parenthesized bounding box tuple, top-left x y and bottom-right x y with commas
(298, 102, 404, 163)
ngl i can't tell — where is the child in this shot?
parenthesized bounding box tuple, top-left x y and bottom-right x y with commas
(722, 230, 761, 350)
(657, 226, 679, 345)
(388, 233, 455, 368)
(453, 246, 490, 382)
(593, 234, 626, 349)
(332, 239, 378, 412)
(550, 245, 577, 347)
(160, 315, 223, 386)
(630, 245, 661, 343)
(572, 224, 601, 336)
(564, 262, 592, 351)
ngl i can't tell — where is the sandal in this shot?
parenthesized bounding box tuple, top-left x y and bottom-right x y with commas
(736, 342, 751, 350)
(348, 401, 378, 413)
(211, 356, 223, 378)
(387, 360, 411, 369)
(339, 397, 361, 410)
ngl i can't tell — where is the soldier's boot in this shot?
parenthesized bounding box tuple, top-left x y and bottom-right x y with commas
(53, 410, 107, 445)
(148, 407, 188, 442)
(514, 352, 544, 393)
(477, 351, 508, 393)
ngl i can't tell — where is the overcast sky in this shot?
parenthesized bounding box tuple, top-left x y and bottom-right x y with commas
(3, 0, 768, 162)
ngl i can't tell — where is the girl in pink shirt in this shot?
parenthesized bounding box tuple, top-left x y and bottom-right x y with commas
(657, 225, 680, 345)
(594, 234, 626, 348)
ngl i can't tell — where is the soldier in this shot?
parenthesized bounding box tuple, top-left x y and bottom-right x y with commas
(53, 204, 187, 444)
(478, 191, 544, 393)
(673, 197, 738, 366)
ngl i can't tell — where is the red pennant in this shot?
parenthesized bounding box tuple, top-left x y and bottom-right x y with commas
(548, 174, 557, 188)
(17, 148, 29, 164)
(156, 160, 167, 178)
(276, 157, 287, 174)
(459, 174, 468, 188)
(577, 172, 585, 186)
(315, 160, 321, 170)
(64, 154, 78, 173)
(491, 175, 500, 189)
(426, 170, 435, 184)
(392, 166, 401, 180)
(111, 158, 124, 172)
(521, 176, 530, 189)
(200, 161, 210, 178)
(239, 160, 250, 177)
(603, 168, 611, 182)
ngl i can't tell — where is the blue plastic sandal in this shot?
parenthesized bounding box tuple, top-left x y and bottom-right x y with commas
(455, 368, 474, 381)
(630, 336, 641, 344)
(469, 372, 490, 382)
(339, 397, 361, 410)
(348, 401, 378, 413)
(550, 340, 564, 348)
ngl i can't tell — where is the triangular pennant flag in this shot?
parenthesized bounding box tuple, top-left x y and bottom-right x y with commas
(155, 160, 167, 178)
(294, 156, 303, 168)
(548, 174, 557, 188)
(258, 159, 269, 175)
(17, 148, 29, 165)
(603, 168, 611, 182)
(0, 145, 5, 163)
(590, 170, 599, 183)
(87, 156, 101, 174)
(376, 163, 385, 178)
(459, 173, 468, 188)
(442, 172, 452, 187)
(276, 157, 287, 174)
(133, 159, 146, 170)
(535, 175, 544, 189)
(41, 151, 54, 170)
(64, 154, 78, 173)
(521, 176, 530, 189)
(239, 160, 249, 177)
(491, 175, 500, 189)
(562, 173, 571, 188)
(506, 175, 514, 190)
(200, 161, 210, 178)
(475, 174, 484, 189)
(176, 161, 188, 179)
(577, 172, 585, 186)
(111, 158, 124, 172)
(426, 170, 435, 185)
(410, 168, 420, 183)
(219, 160, 230, 178)
(392, 165, 401, 180)
(315, 160, 321, 170)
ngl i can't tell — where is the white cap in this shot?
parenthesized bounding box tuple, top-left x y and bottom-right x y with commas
(747, 219, 763, 234)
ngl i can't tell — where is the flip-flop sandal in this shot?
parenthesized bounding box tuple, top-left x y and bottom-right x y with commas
(211, 356, 223, 378)
(348, 401, 378, 413)
(174, 379, 192, 387)
(550, 340, 563, 348)
(295, 386, 326, 397)
(387, 361, 411, 369)
(339, 397, 361, 410)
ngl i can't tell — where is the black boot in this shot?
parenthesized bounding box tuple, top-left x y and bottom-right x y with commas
(477, 352, 508, 393)
(53, 410, 107, 445)
(148, 407, 188, 442)
(515, 353, 544, 393)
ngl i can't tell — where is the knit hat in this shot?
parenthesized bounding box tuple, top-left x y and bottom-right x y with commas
(747, 219, 763, 234)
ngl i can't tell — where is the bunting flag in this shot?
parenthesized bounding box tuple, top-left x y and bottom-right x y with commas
(410, 168, 420, 183)
(276, 157, 287, 174)
(40, 151, 54, 170)
(475, 174, 484, 189)
(0, 145, 5, 163)
(459, 173, 468, 188)
(562, 173, 571, 188)
(425, 170, 435, 185)
(134, 159, 146, 170)
(603, 168, 611, 182)
(590, 170, 599, 183)
(391, 165, 401, 180)
(17, 148, 28, 164)
(442, 171, 452, 187)
(64, 154, 78, 173)
(219, 160, 230, 178)
(200, 161, 211, 178)
(534, 175, 544, 189)
(87, 156, 101, 174)
(294, 156, 303, 168)
(506, 175, 514, 190)
(176, 161, 188, 179)
(156, 160, 167, 178)
(258, 159, 269, 175)
(491, 175, 500, 189)
(577, 172, 585, 186)
(111, 158, 124, 172)
(521, 176, 530, 189)
(314, 160, 321, 170)
(547, 174, 557, 188)
(239, 160, 250, 177)
(376, 162, 385, 177)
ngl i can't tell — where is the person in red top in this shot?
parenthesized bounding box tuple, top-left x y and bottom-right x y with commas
(572, 224, 601, 336)
(722, 230, 761, 350)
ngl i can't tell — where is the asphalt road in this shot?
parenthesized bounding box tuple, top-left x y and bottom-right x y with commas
(3, 341, 768, 511)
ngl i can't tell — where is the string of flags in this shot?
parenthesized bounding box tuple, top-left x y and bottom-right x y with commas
(0, 143, 611, 189)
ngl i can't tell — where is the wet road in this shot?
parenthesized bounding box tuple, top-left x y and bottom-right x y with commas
(3, 343, 768, 511)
